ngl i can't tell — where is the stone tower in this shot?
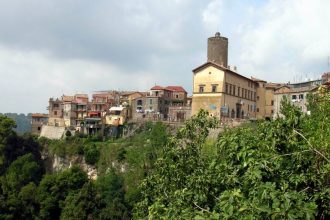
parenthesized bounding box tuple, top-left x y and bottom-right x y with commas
(207, 32, 228, 67)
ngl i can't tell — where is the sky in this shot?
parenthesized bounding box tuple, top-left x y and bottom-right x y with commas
(0, 0, 330, 114)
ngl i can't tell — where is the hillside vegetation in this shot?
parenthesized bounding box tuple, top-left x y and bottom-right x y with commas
(0, 87, 329, 219)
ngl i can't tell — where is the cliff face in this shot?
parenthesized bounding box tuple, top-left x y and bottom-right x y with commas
(42, 150, 98, 180)
(52, 155, 98, 179)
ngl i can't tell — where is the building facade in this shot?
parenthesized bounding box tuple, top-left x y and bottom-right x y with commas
(31, 113, 48, 135)
(192, 33, 257, 120)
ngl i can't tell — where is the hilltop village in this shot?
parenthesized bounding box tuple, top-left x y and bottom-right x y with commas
(32, 32, 330, 138)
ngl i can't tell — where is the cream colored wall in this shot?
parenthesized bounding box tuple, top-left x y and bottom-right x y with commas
(48, 117, 65, 127)
(105, 115, 126, 125)
(192, 66, 257, 118)
(255, 83, 266, 119)
(192, 66, 224, 116)
(223, 72, 257, 118)
(193, 66, 225, 93)
(192, 94, 222, 117)
(221, 95, 256, 118)
(265, 88, 275, 118)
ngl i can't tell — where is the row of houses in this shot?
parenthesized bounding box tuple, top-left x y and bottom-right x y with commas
(32, 33, 329, 137)
(32, 86, 191, 137)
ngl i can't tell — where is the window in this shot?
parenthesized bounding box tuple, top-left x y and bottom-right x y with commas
(245, 89, 247, 99)
(137, 100, 142, 106)
(271, 110, 274, 114)
(155, 91, 159, 96)
(248, 105, 250, 111)
(257, 96, 259, 101)
(299, 94, 304, 100)
(254, 92, 256, 100)
(212, 85, 217, 93)
(54, 111, 57, 115)
(238, 87, 240, 97)
(225, 84, 228, 93)
(229, 84, 232, 95)
(292, 95, 297, 100)
(199, 86, 204, 93)
(176, 94, 179, 98)
(53, 104, 59, 108)
(257, 108, 259, 112)
(149, 99, 153, 104)
(38, 127, 41, 131)
(233, 85, 236, 96)
(271, 100, 274, 106)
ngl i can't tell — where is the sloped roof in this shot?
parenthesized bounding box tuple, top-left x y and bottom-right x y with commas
(32, 113, 49, 118)
(251, 77, 267, 82)
(192, 61, 255, 82)
(150, 85, 164, 90)
(62, 95, 75, 102)
(274, 85, 319, 94)
(165, 86, 187, 93)
(265, 82, 285, 88)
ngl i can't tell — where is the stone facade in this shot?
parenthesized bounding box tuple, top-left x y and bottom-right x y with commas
(31, 113, 48, 136)
(207, 32, 228, 67)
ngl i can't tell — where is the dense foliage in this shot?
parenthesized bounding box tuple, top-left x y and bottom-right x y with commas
(1, 88, 330, 219)
(134, 88, 330, 219)
(0, 116, 169, 219)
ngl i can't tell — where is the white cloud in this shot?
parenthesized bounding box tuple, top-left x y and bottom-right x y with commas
(235, 0, 330, 82)
(1, 0, 330, 113)
(0, 45, 158, 113)
(202, 0, 224, 33)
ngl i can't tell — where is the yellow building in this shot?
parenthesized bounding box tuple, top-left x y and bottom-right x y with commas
(105, 106, 128, 126)
(192, 62, 257, 119)
(252, 78, 283, 119)
(192, 33, 257, 120)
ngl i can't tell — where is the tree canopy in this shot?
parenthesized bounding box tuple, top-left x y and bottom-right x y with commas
(134, 89, 330, 219)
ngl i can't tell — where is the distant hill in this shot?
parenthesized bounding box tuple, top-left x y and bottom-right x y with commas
(0, 113, 32, 134)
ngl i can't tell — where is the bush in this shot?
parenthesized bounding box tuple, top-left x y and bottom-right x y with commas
(117, 148, 127, 162)
(84, 145, 100, 165)
(65, 130, 72, 137)
(88, 133, 103, 142)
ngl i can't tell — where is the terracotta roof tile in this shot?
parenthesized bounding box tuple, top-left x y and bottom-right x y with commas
(165, 86, 187, 93)
(150, 85, 165, 90)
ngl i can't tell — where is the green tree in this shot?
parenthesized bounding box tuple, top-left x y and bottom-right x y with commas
(84, 144, 100, 165)
(0, 115, 17, 173)
(134, 99, 330, 219)
(150, 121, 168, 148)
(96, 170, 129, 220)
(0, 118, 42, 175)
(61, 182, 99, 220)
(0, 154, 43, 220)
(37, 166, 88, 219)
